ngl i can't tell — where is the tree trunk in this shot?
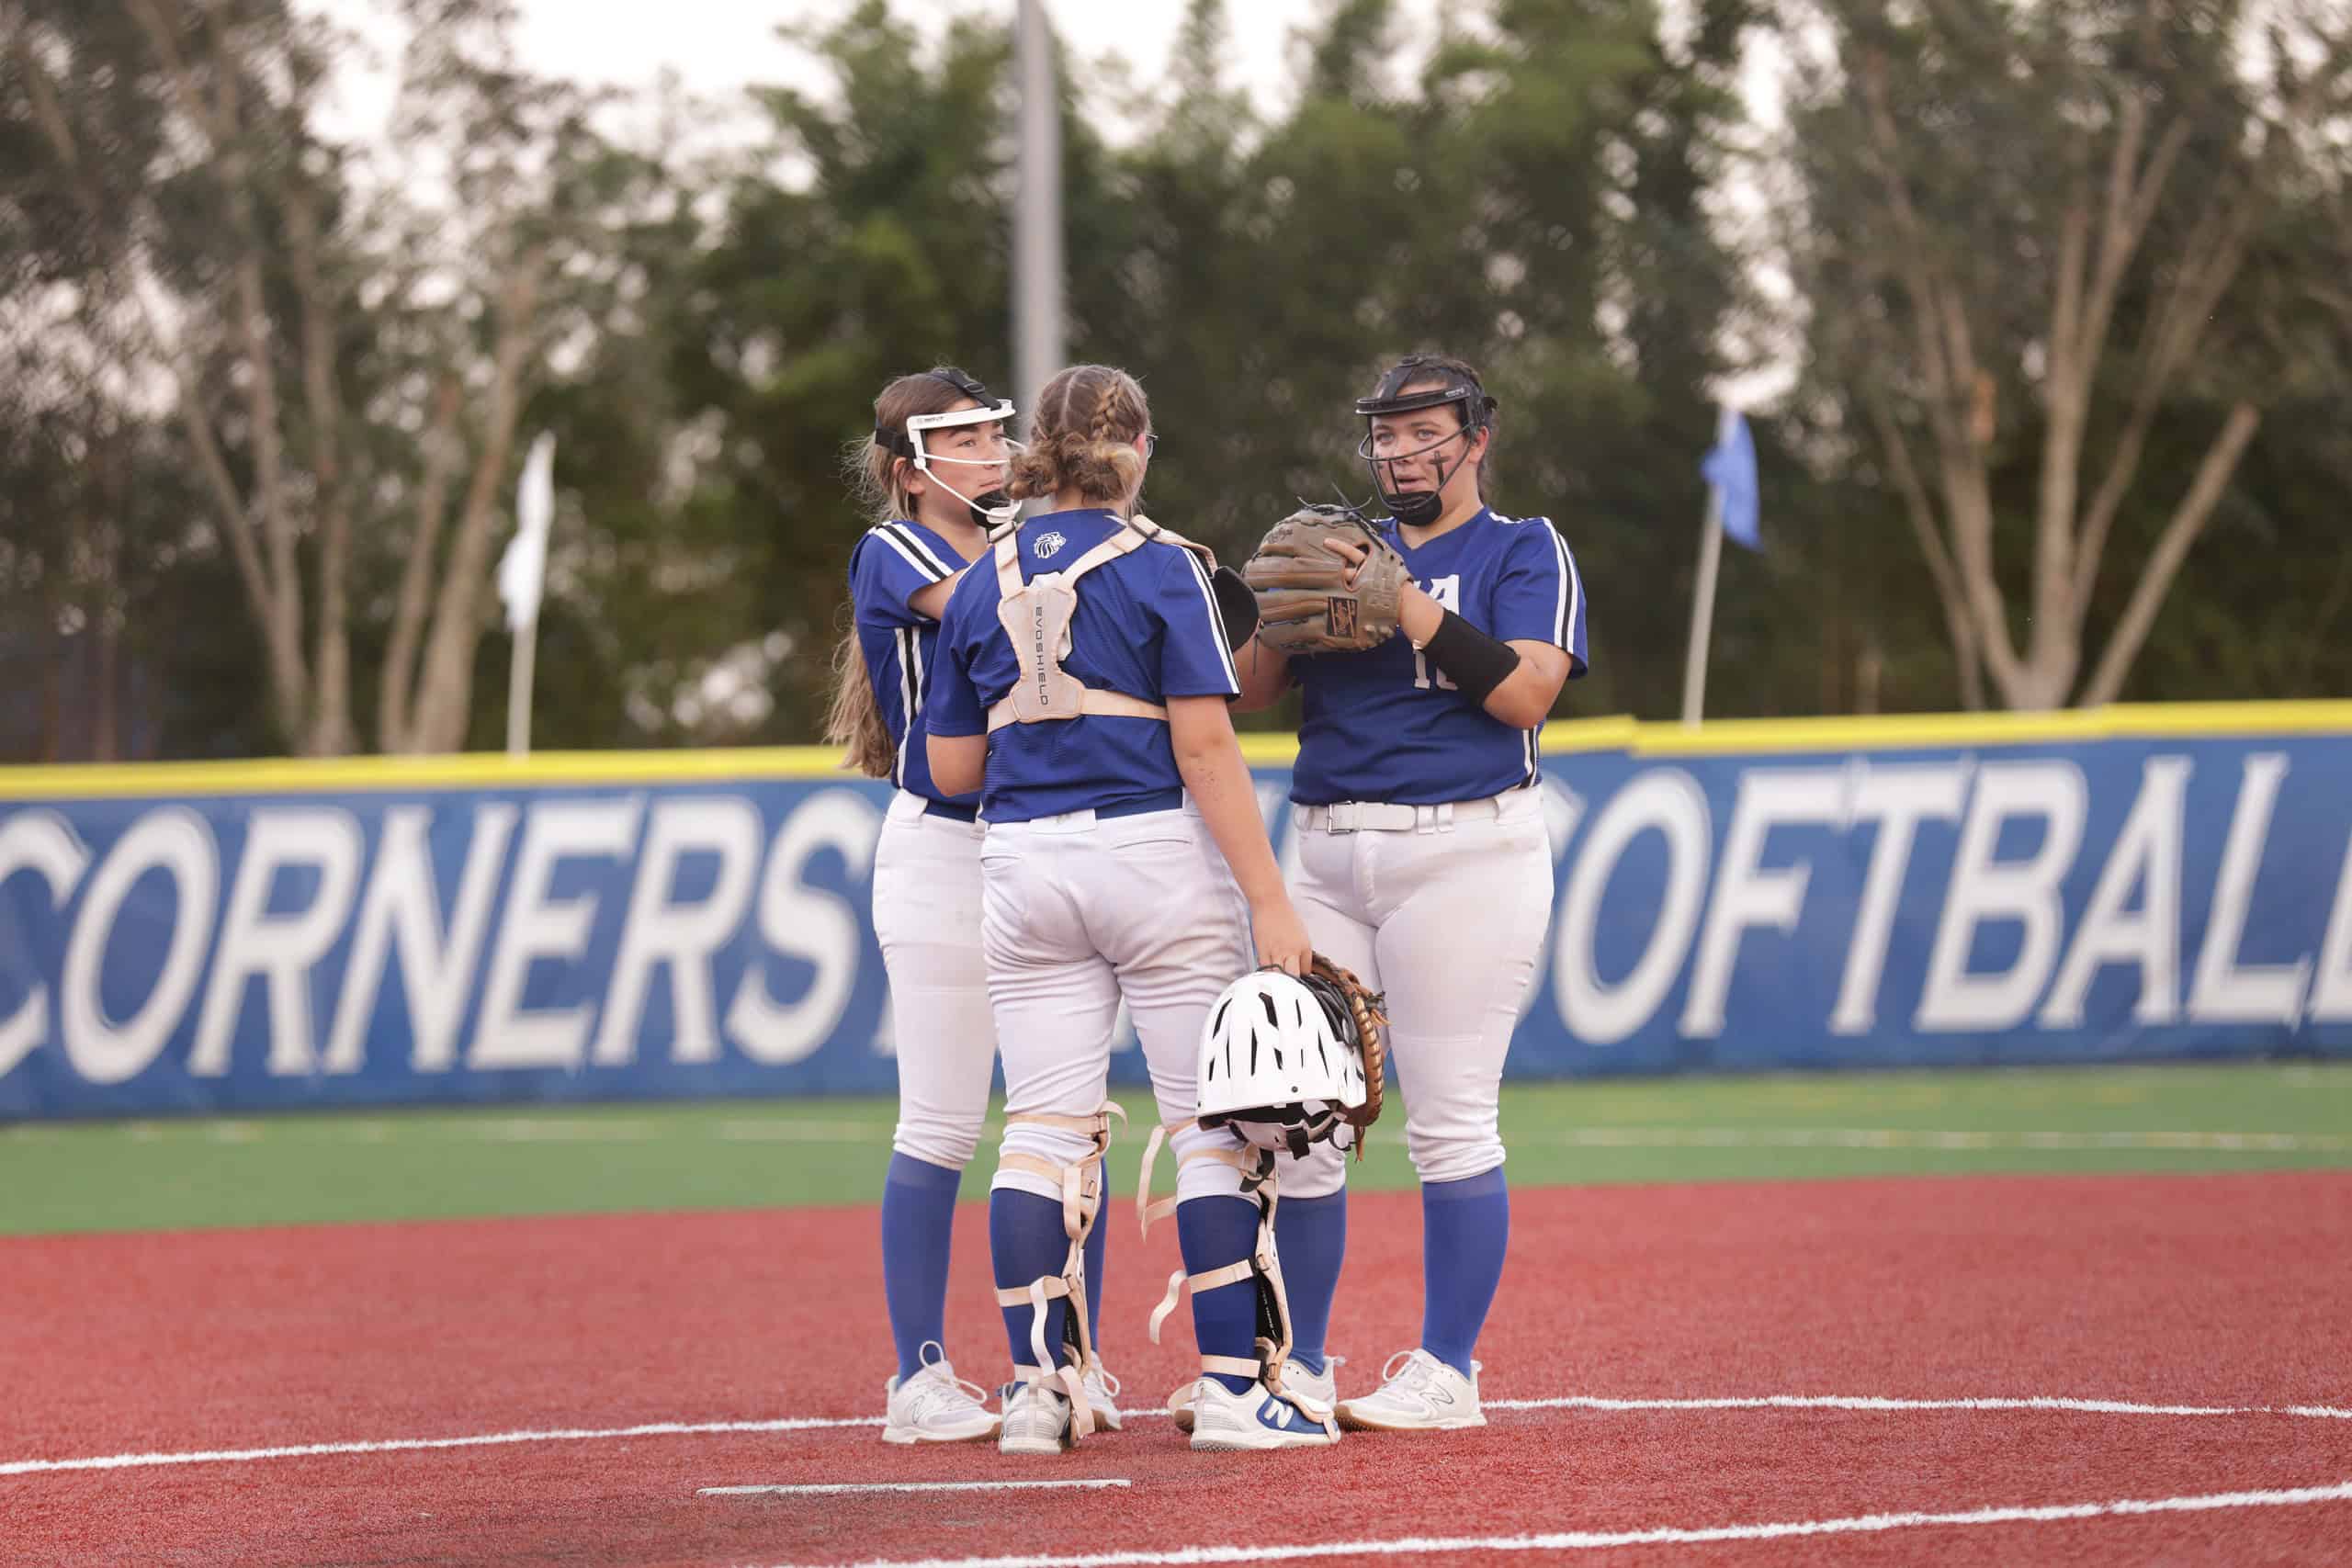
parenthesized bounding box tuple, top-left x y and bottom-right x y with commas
(288, 192, 354, 757)
(2075, 403, 2260, 707)
(124, 0, 313, 746)
(37, 591, 63, 762)
(401, 256, 543, 754)
(1864, 394, 1984, 711)
(94, 609, 120, 763)
(379, 375, 467, 752)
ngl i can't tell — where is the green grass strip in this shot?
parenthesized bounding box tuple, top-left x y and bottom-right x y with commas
(4, 1061, 2347, 1237)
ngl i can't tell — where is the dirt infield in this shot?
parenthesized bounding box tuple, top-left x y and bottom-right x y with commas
(6, 1170, 2350, 1565)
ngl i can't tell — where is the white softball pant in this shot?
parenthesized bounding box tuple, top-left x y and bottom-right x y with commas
(874, 790, 999, 1169)
(979, 802, 1256, 1207)
(1282, 787, 1554, 1199)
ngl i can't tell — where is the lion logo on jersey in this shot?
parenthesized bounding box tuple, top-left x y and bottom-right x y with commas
(1033, 531, 1068, 559)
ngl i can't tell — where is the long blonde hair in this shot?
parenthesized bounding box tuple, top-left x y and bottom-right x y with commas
(824, 369, 993, 777)
(1006, 365, 1149, 506)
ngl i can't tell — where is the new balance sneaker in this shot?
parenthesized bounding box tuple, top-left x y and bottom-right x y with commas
(1080, 1360, 1125, 1432)
(1170, 1357, 1340, 1433)
(880, 1343, 1000, 1446)
(999, 1378, 1076, 1455)
(1336, 1348, 1485, 1431)
(1186, 1377, 1340, 1451)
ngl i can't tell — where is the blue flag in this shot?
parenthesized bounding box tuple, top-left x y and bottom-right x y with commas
(1701, 410, 1760, 551)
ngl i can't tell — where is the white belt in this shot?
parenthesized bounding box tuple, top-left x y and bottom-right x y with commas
(1293, 794, 1511, 835)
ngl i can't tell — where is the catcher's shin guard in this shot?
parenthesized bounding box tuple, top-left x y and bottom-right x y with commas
(994, 1101, 1123, 1440)
(1139, 1138, 1331, 1428)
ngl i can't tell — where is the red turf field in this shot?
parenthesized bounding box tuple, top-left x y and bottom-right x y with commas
(6, 1170, 2350, 1566)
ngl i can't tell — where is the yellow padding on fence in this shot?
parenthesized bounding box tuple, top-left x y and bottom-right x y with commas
(6, 700, 2350, 800)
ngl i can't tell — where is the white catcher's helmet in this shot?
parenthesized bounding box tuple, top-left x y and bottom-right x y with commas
(1196, 969, 1368, 1158)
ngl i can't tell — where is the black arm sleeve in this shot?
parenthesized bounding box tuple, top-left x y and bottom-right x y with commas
(1420, 609, 1521, 706)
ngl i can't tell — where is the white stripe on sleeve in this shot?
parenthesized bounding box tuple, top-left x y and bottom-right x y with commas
(1543, 520, 1580, 650)
(893, 626, 916, 786)
(1181, 548, 1241, 693)
(871, 524, 952, 584)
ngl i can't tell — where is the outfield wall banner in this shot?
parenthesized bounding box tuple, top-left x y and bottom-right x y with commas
(5, 715, 2351, 1117)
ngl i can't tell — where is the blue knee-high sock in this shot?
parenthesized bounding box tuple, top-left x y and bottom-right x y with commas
(1272, 1190, 1346, 1376)
(881, 1153, 964, 1381)
(1420, 1168, 1509, 1377)
(1178, 1195, 1264, 1395)
(991, 1188, 1075, 1378)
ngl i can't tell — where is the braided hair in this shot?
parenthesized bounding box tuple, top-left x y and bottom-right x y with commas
(1007, 365, 1149, 505)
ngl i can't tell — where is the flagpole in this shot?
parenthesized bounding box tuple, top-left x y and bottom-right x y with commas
(506, 613, 537, 759)
(1680, 404, 1735, 728)
(501, 432, 557, 760)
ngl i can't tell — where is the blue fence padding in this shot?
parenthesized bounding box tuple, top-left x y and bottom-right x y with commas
(4, 729, 2349, 1119)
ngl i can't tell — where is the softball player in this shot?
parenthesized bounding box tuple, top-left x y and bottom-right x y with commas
(827, 367, 1117, 1444)
(924, 363, 1337, 1455)
(1232, 352, 1587, 1430)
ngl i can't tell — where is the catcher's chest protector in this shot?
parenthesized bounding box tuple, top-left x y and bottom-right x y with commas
(986, 522, 1211, 733)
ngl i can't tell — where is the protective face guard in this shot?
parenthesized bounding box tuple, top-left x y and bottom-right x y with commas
(877, 369, 1021, 526)
(1354, 372, 1497, 528)
(906, 400, 1021, 526)
(1200, 1101, 1348, 1159)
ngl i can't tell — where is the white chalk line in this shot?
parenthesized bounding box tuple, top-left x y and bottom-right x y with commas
(1544, 1126, 2352, 1153)
(7, 1393, 2348, 1479)
(702, 1481, 1132, 1498)
(1484, 1393, 2352, 1418)
(777, 1480, 2352, 1567)
(0, 1417, 856, 1477)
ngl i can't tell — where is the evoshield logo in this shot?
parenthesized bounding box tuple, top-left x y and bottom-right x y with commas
(1030, 603, 1053, 706)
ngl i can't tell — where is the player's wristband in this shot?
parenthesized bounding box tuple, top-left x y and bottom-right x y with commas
(1418, 610, 1521, 705)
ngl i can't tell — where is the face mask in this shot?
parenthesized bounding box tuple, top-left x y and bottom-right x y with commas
(1352, 364, 1497, 528)
(880, 369, 1023, 528)
(1367, 426, 1472, 528)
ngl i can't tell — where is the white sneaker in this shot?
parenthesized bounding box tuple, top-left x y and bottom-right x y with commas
(1336, 1348, 1485, 1432)
(1187, 1376, 1340, 1451)
(1170, 1357, 1340, 1433)
(881, 1344, 1000, 1446)
(1080, 1361, 1125, 1432)
(999, 1378, 1075, 1455)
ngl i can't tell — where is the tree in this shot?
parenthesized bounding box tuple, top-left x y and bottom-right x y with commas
(6, 0, 658, 756)
(667, 0, 1018, 745)
(1050, 0, 1754, 724)
(370, 0, 667, 754)
(1783, 0, 2352, 709)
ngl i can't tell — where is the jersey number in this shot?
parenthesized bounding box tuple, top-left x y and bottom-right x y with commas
(1411, 575, 1462, 691)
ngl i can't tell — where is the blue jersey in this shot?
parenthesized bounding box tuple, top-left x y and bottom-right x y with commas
(928, 509, 1240, 824)
(1289, 507, 1587, 806)
(850, 519, 978, 808)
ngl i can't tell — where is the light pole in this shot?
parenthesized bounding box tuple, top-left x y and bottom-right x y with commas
(1012, 0, 1064, 435)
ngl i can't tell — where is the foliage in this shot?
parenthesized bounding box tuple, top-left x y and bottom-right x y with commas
(1780, 0, 2352, 709)
(5, 0, 2348, 760)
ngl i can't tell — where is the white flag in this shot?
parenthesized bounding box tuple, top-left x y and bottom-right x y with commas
(498, 433, 556, 632)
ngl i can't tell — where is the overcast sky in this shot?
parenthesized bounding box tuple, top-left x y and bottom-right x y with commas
(300, 0, 1792, 405)
(304, 0, 1357, 147)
